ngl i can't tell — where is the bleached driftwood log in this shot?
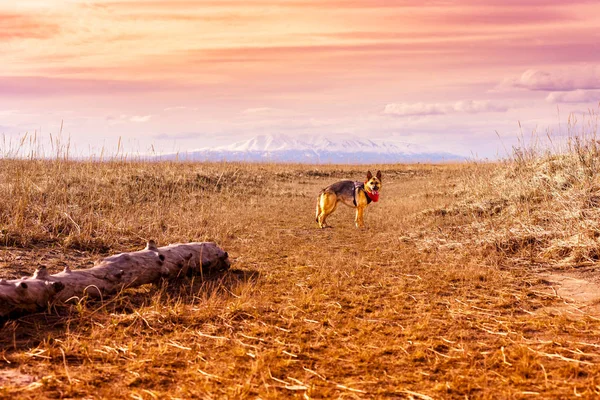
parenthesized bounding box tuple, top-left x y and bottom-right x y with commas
(0, 241, 230, 318)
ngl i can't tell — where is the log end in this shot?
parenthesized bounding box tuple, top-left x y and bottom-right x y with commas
(219, 252, 231, 271)
(200, 245, 231, 273)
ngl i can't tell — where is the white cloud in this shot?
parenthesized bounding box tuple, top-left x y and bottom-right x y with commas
(106, 114, 127, 126)
(130, 115, 152, 122)
(239, 107, 300, 116)
(546, 89, 600, 103)
(383, 102, 449, 116)
(241, 107, 276, 115)
(164, 106, 198, 111)
(454, 100, 510, 113)
(383, 100, 510, 117)
(0, 109, 19, 117)
(239, 107, 303, 119)
(500, 66, 600, 92)
(106, 114, 152, 125)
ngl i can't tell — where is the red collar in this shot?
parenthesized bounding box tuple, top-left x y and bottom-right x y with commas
(364, 184, 379, 202)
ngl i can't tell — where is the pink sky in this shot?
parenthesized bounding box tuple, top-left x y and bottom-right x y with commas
(2, 0, 600, 158)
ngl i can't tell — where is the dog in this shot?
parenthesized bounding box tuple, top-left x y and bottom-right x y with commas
(315, 170, 382, 228)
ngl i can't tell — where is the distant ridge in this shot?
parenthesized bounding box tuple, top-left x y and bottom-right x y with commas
(157, 134, 463, 163)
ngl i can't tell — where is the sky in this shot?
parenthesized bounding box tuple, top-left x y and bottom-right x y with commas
(2, 0, 600, 158)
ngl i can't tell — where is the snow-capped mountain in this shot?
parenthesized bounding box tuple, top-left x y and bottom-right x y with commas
(157, 135, 463, 163)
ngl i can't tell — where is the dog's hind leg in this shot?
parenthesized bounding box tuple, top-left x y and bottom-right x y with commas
(315, 197, 321, 223)
(317, 192, 337, 228)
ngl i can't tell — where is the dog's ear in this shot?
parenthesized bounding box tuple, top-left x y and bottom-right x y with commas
(366, 171, 373, 180)
(376, 170, 382, 181)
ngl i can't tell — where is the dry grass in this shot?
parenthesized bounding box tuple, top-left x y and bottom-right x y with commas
(1, 148, 600, 398)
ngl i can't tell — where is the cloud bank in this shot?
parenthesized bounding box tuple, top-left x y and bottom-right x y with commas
(546, 90, 600, 103)
(504, 67, 600, 92)
(383, 100, 510, 117)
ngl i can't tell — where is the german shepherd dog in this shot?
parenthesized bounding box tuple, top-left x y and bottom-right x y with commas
(316, 170, 382, 228)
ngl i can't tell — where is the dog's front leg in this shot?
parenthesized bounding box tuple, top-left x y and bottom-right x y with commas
(355, 206, 366, 229)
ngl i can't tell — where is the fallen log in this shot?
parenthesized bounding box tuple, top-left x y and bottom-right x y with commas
(0, 241, 230, 318)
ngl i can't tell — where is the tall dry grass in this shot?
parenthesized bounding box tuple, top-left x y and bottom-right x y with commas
(429, 109, 600, 270)
(1, 118, 600, 398)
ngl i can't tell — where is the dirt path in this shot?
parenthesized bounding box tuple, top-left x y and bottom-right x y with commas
(541, 272, 600, 315)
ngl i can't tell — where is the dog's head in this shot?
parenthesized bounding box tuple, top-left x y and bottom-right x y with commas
(365, 170, 382, 195)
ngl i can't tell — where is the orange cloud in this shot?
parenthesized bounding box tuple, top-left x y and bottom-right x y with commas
(0, 12, 60, 39)
(3, 0, 599, 84)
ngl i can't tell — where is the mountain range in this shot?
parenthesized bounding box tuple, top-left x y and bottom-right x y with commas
(157, 135, 463, 163)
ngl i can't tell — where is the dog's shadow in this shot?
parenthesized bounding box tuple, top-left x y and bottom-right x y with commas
(0, 268, 259, 352)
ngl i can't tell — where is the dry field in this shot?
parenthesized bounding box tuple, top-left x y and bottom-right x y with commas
(1, 150, 600, 398)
